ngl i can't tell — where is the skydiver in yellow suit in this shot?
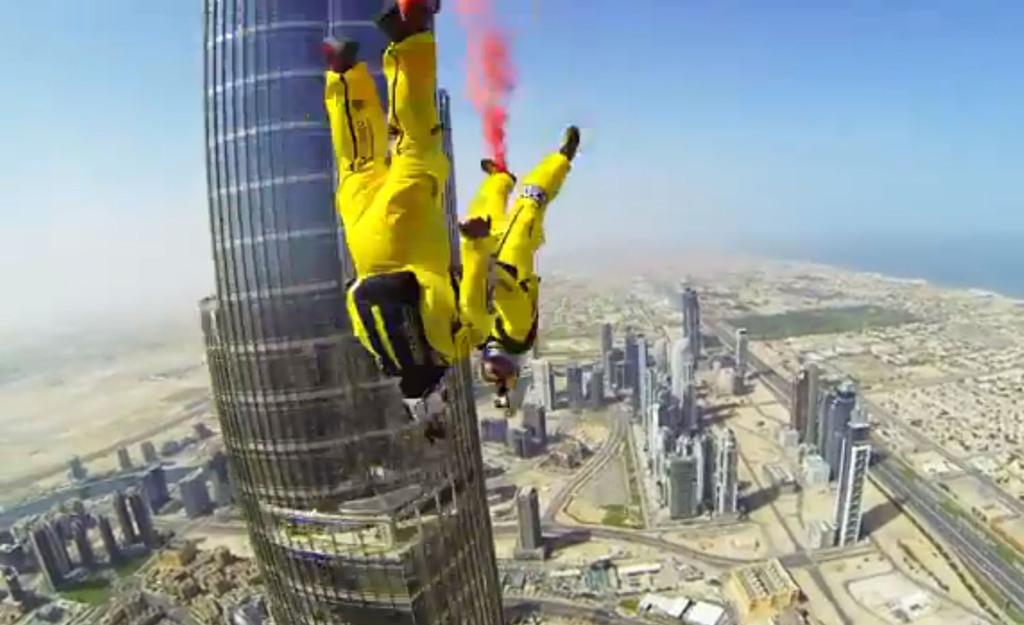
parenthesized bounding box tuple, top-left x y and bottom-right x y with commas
(323, 0, 579, 410)
(468, 130, 580, 409)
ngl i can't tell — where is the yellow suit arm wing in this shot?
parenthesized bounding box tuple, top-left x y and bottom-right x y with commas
(468, 171, 516, 230)
(457, 232, 497, 351)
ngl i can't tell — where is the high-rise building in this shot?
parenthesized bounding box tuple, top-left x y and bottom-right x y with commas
(733, 329, 749, 394)
(97, 515, 120, 563)
(68, 456, 87, 482)
(604, 348, 623, 391)
(116, 448, 133, 472)
(71, 520, 95, 569)
(50, 521, 72, 573)
(683, 386, 700, 433)
(586, 366, 604, 409)
(180, 470, 214, 519)
(141, 466, 170, 511)
(127, 490, 157, 548)
(646, 401, 671, 475)
(803, 364, 822, 446)
(823, 383, 857, 478)
(680, 286, 701, 363)
(652, 338, 670, 375)
(624, 328, 639, 389)
(654, 427, 673, 499)
(695, 431, 715, 508)
(30, 525, 69, 591)
(201, 3, 503, 623)
(206, 451, 234, 507)
(667, 455, 700, 520)
(531, 359, 556, 412)
(566, 363, 584, 411)
(671, 339, 699, 432)
(641, 368, 658, 426)
(514, 487, 545, 559)
(834, 422, 872, 547)
(815, 388, 835, 453)
(507, 426, 533, 458)
(714, 429, 739, 515)
(140, 441, 159, 465)
(600, 323, 613, 357)
(670, 338, 691, 405)
(112, 492, 136, 545)
(613, 360, 627, 392)
(2, 567, 25, 604)
(635, 336, 649, 418)
(522, 403, 547, 446)
(791, 368, 809, 442)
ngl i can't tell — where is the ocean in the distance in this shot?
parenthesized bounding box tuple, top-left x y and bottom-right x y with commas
(752, 233, 1024, 299)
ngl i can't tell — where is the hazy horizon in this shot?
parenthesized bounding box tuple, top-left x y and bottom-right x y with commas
(2, 2, 1022, 338)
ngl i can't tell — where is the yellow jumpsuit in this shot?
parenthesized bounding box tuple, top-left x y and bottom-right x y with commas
(324, 33, 492, 383)
(467, 153, 572, 353)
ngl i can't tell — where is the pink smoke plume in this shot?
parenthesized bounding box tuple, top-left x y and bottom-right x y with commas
(454, 0, 516, 171)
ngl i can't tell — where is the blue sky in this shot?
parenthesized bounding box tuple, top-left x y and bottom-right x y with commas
(1, 1, 1022, 329)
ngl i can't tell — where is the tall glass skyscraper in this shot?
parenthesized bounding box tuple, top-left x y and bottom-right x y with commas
(680, 286, 701, 364)
(201, 1, 502, 623)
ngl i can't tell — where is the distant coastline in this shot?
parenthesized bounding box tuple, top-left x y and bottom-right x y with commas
(754, 234, 1024, 301)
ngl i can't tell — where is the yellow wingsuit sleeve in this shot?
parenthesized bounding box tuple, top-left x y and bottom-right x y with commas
(458, 233, 497, 350)
(324, 63, 388, 179)
(468, 170, 516, 229)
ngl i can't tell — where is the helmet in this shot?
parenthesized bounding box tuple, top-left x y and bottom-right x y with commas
(480, 342, 520, 389)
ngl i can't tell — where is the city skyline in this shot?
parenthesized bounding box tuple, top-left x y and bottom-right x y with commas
(2, 2, 1024, 624)
(3, 256, 1024, 624)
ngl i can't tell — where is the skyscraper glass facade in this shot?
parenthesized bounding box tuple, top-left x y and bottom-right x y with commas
(201, 2, 502, 622)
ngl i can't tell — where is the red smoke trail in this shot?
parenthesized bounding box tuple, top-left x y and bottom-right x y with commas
(454, 0, 516, 171)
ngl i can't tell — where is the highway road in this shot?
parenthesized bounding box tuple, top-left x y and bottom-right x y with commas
(873, 459, 1024, 615)
(542, 407, 628, 524)
(860, 395, 1024, 519)
(711, 319, 1024, 616)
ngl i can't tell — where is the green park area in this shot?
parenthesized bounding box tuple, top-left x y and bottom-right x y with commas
(59, 554, 150, 607)
(618, 596, 640, 613)
(601, 504, 642, 529)
(60, 578, 113, 606)
(728, 305, 918, 340)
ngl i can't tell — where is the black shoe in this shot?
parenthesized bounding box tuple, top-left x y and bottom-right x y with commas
(481, 159, 517, 183)
(559, 125, 581, 162)
(322, 37, 359, 73)
(376, 0, 436, 43)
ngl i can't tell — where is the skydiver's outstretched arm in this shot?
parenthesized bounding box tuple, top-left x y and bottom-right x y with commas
(468, 160, 516, 228)
(456, 216, 497, 349)
(495, 126, 579, 280)
(385, 31, 445, 167)
(323, 40, 389, 244)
